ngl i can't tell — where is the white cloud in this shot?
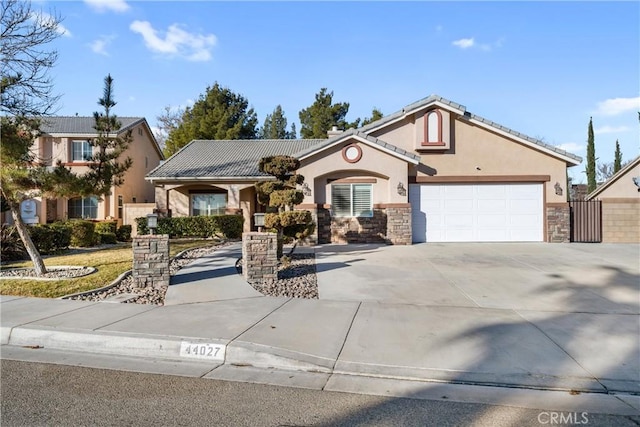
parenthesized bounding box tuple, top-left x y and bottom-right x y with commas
(454, 36, 504, 51)
(84, 0, 130, 13)
(129, 20, 216, 62)
(31, 11, 71, 37)
(595, 97, 640, 116)
(594, 125, 630, 134)
(128, 96, 136, 102)
(556, 142, 585, 153)
(89, 35, 115, 56)
(452, 38, 474, 49)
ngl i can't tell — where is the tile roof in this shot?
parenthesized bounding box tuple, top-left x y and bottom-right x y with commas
(358, 94, 582, 164)
(147, 139, 324, 180)
(39, 116, 145, 135)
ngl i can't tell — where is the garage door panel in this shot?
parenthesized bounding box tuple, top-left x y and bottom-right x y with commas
(478, 214, 507, 227)
(410, 183, 543, 243)
(445, 200, 473, 211)
(478, 199, 507, 212)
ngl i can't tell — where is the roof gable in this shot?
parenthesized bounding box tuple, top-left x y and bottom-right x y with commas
(294, 128, 420, 165)
(586, 156, 640, 200)
(358, 94, 582, 165)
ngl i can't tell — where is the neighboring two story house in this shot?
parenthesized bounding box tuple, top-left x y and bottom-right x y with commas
(146, 95, 582, 244)
(11, 116, 163, 226)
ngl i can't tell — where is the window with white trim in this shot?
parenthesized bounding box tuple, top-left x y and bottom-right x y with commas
(68, 196, 98, 219)
(191, 193, 227, 216)
(331, 184, 373, 217)
(71, 140, 92, 161)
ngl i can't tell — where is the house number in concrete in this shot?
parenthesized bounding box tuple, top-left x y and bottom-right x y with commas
(179, 342, 226, 361)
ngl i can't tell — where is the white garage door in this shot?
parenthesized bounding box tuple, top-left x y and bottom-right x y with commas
(409, 183, 543, 243)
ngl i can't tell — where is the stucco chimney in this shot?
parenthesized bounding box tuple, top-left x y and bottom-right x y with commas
(327, 125, 343, 138)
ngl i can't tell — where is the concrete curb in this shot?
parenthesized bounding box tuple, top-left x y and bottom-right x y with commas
(2, 324, 631, 396)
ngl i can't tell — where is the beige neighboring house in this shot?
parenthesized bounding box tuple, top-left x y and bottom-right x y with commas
(146, 95, 582, 244)
(5, 116, 163, 227)
(586, 156, 640, 243)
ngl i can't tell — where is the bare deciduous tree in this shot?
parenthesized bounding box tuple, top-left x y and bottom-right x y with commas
(154, 105, 184, 151)
(1, 0, 63, 116)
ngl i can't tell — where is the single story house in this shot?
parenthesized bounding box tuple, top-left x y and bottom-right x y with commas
(585, 156, 640, 243)
(146, 95, 582, 244)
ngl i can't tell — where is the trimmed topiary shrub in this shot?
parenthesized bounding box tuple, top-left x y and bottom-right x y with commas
(97, 231, 117, 244)
(69, 220, 98, 247)
(116, 224, 132, 242)
(95, 221, 117, 234)
(28, 222, 72, 254)
(135, 215, 243, 239)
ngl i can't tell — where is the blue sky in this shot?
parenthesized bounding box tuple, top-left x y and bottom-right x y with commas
(39, 1, 639, 182)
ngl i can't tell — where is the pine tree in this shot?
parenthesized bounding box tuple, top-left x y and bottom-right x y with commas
(586, 117, 596, 192)
(259, 105, 290, 139)
(164, 83, 258, 157)
(298, 88, 352, 138)
(613, 140, 622, 173)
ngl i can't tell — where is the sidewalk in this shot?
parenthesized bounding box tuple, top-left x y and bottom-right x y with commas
(1, 243, 639, 416)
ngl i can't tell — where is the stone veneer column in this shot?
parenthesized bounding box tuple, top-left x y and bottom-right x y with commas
(386, 205, 412, 245)
(132, 235, 170, 288)
(546, 204, 570, 242)
(242, 232, 278, 282)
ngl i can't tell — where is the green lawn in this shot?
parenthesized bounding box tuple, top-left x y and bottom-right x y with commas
(0, 239, 220, 298)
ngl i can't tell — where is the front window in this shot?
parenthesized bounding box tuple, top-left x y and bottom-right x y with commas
(191, 193, 227, 216)
(68, 196, 98, 219)
(72, 140, 92, 161)
(331, 184, 373, 217)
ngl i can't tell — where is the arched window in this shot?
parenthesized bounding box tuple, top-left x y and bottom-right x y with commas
(423, 110, 443, 145)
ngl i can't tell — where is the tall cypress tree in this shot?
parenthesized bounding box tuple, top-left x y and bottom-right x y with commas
(586, 117, 596, 192)
(613, 140, 622, 173)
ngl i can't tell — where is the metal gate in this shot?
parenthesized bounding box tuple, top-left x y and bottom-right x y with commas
(570, 200, 602, 243)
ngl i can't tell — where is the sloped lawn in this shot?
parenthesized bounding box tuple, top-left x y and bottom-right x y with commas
(0, 240, 217, 298)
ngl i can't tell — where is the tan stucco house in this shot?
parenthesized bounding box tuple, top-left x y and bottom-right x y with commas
(146, 95, 582, 244)
(586, 156, 640, 243)
(7, 117, 163, 226)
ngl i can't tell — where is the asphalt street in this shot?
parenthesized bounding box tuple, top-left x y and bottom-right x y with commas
(2, 360, 638, 427)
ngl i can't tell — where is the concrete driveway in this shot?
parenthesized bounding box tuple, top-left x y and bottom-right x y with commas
(314, 243, 640, 394)
(315, 242, 639, 313)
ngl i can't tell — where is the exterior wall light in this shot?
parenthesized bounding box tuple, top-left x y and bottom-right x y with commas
(147, 213, 158, 235)
(397, 182, 407, 196)
(254, 212, 265, 232)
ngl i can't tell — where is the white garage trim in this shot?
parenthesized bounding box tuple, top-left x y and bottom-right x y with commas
(410, 183, 544, 243)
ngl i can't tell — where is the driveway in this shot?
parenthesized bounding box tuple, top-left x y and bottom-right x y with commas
(315, 243, 639, 313)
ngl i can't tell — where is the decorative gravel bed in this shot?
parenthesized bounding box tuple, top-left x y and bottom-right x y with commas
(0, 266, 95, 280)
(248, 253, 318, 299)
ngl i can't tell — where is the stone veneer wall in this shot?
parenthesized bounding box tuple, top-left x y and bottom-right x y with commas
(242, 232, 278, 282)
(546, 204, 570, 243)
(331, 210, 388, 244)
(302, 205, 413, 245)
(601, 199, 640, 243)
(132, 235, 170, 288)
(385, 206, 412, 245)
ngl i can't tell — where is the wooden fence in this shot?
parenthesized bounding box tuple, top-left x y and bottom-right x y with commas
(570, 200, 602, 243)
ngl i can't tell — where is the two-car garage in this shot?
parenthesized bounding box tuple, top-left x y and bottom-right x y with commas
(409, 183, 544, 243)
